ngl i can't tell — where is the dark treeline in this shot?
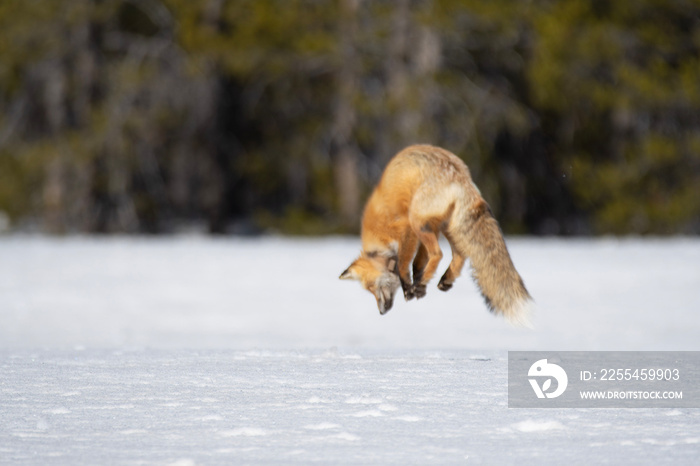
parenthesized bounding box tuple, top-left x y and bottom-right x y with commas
(1, 0, 699, 235)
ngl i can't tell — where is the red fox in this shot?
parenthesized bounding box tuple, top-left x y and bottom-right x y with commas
(340, 144, 532, 327)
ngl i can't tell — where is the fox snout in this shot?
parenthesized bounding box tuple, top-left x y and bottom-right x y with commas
(376, 286, 395, 315)
(340, 256, 401, 315)
(374, 273, 400, 314)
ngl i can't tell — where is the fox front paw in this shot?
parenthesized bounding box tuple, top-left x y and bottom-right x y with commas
(411, 283, 426, 299)
(401, 279, 415, 301)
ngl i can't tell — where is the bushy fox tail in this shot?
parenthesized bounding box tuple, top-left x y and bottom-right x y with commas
(452, 200, 533, 327)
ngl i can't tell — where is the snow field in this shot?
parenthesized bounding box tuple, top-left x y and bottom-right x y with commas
(1, 236, 699, 464)
(3, 349, 700, 465)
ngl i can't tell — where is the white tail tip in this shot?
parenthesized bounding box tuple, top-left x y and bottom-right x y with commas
(505, 298, 534, 329)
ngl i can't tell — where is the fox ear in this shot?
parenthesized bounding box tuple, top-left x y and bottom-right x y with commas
(339, 262, 360, 280)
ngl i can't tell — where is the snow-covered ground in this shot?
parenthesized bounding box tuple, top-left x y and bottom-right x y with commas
(1, 236, 699, 464)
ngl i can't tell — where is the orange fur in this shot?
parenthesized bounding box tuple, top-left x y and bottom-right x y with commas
(340, 144, 532, 326)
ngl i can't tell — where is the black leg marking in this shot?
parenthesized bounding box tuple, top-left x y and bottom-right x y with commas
(411, 283, 427, 299)
(401, 276, 415, 301)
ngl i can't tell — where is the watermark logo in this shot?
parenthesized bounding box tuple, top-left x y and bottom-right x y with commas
(528, 359, 568, 399)
(509, 352, 699, 408)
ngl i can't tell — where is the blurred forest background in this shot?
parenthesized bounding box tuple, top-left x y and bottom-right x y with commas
(0, 0, 699, 236)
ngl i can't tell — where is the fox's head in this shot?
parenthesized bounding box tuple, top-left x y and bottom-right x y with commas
(339, 252, 401, 314)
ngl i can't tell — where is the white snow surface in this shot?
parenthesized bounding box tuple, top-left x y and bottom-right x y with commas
(1, 236, 699, 464)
